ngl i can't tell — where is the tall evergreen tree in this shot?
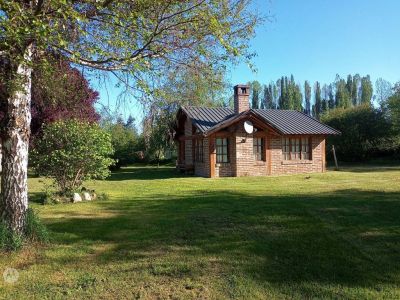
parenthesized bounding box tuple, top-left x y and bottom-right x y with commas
(321, 84, 329, 114)
(283, 76, 289, 109)
(293, 83, 303, 111)
(328, 84, 335, 109)
(265, 84, 274, 109)
(335, 77, 351, 108)
(352, 74, 361, 105)
(261, 85, 266, 109)
(279, 77, 285, 109)
(314, 81, 322, 119)
(287, 76, 295, 109)
(261, 84, 273, 109)
(361, 75, 373, 105)
(249, 80, 262, 109)
(304, 81, 312, 115)
(346, 74, 353, 105)
(272, 83, 278, 109)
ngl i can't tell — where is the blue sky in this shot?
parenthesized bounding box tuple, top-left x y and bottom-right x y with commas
(95, 0, 400, 125)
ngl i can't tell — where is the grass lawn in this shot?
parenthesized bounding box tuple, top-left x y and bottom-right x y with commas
(1, 164, 400, 299)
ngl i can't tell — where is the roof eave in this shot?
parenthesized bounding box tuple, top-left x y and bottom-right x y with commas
(203, 110, 284, 137)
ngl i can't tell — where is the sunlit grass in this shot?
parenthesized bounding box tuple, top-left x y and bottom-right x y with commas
(1, 164, 400, 299)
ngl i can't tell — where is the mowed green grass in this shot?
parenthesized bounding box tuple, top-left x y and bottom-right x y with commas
(1, 164, 400, 299)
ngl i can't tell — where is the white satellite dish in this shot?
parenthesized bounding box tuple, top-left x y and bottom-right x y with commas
(244, 120, 254, 134)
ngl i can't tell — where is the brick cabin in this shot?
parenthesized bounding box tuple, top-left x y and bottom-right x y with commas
(173, 84, 340, 177)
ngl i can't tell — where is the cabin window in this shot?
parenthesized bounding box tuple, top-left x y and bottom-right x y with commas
(301, 137, 310, 160)
(253, 138, 264, 161)
(291, 138, 301, 160)
(195, 139, 204, 162)
(216, 138, 229, 163)
(282, 137, 290, 160)
(282, 137, 311, 160)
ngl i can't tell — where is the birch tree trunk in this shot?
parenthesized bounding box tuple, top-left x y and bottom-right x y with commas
(0, 46, 32, 235)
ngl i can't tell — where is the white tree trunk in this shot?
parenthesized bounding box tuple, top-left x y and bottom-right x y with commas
(0, 46, 32, 234)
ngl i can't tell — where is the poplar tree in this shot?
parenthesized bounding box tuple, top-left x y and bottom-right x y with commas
(272, 83, 278, 109)
(335, 77, 351, 108)
(361, 75, 373, 105)
(314, 81, 322, 119)
(304, 80, 312, 115)
(328, 84, 335, 109)
(352, 74, 361, 105)
(279, 77, 285, 109)
(346, 74, 353, 105)
(250, 80, 261, 109)
(293, 83, 303, 111)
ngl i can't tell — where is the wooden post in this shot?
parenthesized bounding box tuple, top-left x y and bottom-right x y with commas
(192, 138, 195, 164)
(321, 138, 326, 172)
(209, 135, 216, 178)
(332, 145, 339, 170)
(265, 133, 272, 175)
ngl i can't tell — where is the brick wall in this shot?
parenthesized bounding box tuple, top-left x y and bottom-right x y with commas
(270, 135, 325, 175)
(234, 125, 267, 177)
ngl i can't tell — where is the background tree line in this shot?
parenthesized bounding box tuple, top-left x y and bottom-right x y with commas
(247, 73, 379, 118)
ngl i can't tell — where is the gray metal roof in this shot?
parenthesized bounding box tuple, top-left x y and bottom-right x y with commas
(253, 109, 340, 135)
(181, 106, 235, 132)
(181, 106, 340, 135)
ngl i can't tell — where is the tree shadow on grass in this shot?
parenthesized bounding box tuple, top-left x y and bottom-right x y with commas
(44, 188, 400, 296)
(29, 191, 45, 204)
(329, 163, 400, 173)
(107, 166, 187, 181)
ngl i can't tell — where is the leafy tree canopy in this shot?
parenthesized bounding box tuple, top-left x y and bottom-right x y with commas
(0, 0, 261, 95)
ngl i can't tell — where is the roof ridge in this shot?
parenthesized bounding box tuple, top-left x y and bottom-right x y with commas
(184, 105, 232, 109)
(254, 108, 301, 112)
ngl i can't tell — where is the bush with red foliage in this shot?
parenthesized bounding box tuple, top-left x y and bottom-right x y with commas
(30, 60, 100, 137)
(0, 58, 100, 140)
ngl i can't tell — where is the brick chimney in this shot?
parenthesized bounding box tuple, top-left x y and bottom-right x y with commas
(234, 84, 250, 114)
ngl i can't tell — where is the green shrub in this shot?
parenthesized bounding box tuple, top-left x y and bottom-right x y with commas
(31, 120, 115, 194)
(0, 208, 49, 251)
(25, 209, 50, 243)
(322, 105, 393, 161)
(0, 223, 23, 251)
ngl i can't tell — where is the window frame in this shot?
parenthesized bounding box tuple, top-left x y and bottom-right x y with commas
(301, 137, 310, 160)
(216, 138, 229, 163)
(282, 137, 290, 160)
(194, 139, 204, 163)
(253, 137, 265, 161)
(282, 136, 312, 161)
